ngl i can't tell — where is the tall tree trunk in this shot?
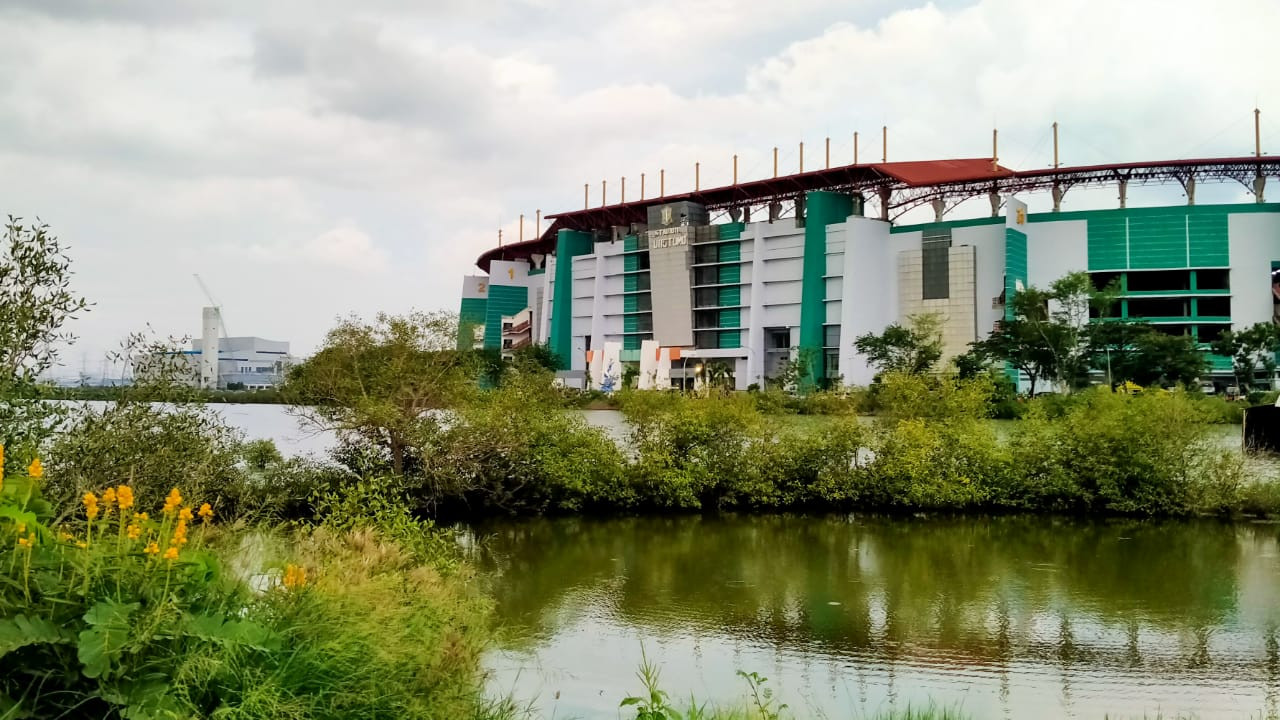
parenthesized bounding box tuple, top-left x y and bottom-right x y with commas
(391, 438, 405, 476)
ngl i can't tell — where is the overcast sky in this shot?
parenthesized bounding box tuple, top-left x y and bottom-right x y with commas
(4, 0, 1279, 374)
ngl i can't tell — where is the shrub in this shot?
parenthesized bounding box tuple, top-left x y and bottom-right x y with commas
(0, 458, 500, 720)
(44, 402, 244, 518)
(624, 393, 761, 510)
(1008, 389, 1244, 515)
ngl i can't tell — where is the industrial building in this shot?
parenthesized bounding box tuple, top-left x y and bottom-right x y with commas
(459, 147, 1280, 391)
(160, 307, 294, 389)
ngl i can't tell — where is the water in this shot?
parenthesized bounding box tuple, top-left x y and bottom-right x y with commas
(476, 515, 1280, 719)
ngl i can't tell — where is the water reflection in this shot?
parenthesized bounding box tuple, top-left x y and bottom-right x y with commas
(476, 515, 1280, 719)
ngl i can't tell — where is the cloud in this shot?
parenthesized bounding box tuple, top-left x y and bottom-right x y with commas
(303, 226, 390, 274)
(1, 0, 1278, 371)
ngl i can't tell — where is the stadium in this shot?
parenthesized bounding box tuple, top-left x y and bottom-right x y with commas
(457, 125, 1280, 392)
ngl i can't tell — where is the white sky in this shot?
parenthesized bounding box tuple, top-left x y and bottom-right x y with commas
(3, 0, 1279, 374)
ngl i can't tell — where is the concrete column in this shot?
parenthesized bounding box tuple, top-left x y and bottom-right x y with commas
(746, 223, 767, 388)
(200, 307, 219, 389)
(839, 218, 895, 387)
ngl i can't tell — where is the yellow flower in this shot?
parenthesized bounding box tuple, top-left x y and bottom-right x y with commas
(27, 458, 42, 478)
(162, 546, 179, 561)
(198, 503, 213, 522)
(0, 444, 5, 491)
(127, 524, 141, 540)
(133, 511, 148, 521)
(83, 492, 100, 521)
(59, 531, 73, 542)
(16, 522, 25, 534)
(163, 488, 183, 515)
(171, 519, 189, 547)
(76, 541, 87, 549)
(144, 541, 160, 555)
(178, 507, 194, 522)
(282, 564, 308, 590)
(101, 487, 117, 514)
(116, 485, 134, 511)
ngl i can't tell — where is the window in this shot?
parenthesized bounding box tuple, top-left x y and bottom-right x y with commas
(1128, 297, 1189, 318)
(823, 325, 841, 348)
(824, 350, 840, 381)
(694, 310, 720, 330)
(768, 329, 791, 350)
(922, 229, 951, 300)
(1197, 296, 1230, 317)
(694, 267, 719, 285)
(1197, 269, 1230, 290)
(1127, 270, 1190, 292)
(1091, 271, 1123, 292)
(1198, 324, 1228, 343)
(694, 245, 719, 264)
(694, 288, 719, 307)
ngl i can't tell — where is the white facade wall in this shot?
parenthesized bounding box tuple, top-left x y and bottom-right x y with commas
(1228, 212, 1280, 329)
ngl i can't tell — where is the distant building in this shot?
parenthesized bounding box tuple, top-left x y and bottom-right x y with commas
(176, 335, 292, 389)
(459, 150, 1280, 391)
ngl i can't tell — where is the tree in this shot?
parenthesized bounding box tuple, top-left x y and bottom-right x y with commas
(853, 313, 943, 377)
(0, 218, 91, 464)
(1211, 322, 1280, 392)
(1087, 320, 1156, 389)
(1128, 331, 1209, 388)
(283, 311, 478, 475)
(975, 271, 1118, 394)
(967, 317, 1060, 396)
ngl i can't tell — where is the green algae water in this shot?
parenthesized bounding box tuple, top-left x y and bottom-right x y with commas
(477, 515, 1280, 719)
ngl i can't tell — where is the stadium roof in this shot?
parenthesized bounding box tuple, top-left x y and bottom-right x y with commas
(475, 155, 1280, 272)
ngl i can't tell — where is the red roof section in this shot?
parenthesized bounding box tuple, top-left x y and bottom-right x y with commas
(474, 155, 1280, 272)
(874, 158, 1014, 185)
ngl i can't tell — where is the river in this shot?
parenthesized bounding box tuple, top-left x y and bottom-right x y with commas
(475, 514, 1280, 719)
(161, 404, 1280, 717)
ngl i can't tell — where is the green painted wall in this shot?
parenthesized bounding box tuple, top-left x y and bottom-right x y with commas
(718, 222, 745, 239)
(718, 263, 741, 284)
(482, 285, 528, 350)
(1071, 206, 1234, 271)
(457, 297, 487, 350)
(718, 330, 741, 349)
(718, 242, 741, 263)
(1004, 228, 1028, 321)
(719, 308, 741, 328)
(719, 286, 741, 306)
(549, 229, 593, 370)
(800, 192, 854, 386)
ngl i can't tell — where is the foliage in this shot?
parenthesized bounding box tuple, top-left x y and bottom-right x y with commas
(44, 401, 244, 519)
(0, 218, 92, 469)
(1007, 389, 1245, 514)
(1, 463, 505, 719)
(1091, 322, 1208, 390)
(1210, 322, 1280, 392)
(853, 313, 944, 377)
(970, 271, 1117, 395)
(418, 365, 630, 516)
(284, 311, 479, 475)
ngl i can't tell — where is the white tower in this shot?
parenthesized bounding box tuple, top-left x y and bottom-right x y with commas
(200, 306, 220, 389)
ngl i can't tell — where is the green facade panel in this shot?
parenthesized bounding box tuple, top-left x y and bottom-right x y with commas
(719, 308, 741, 328)
(457, 297, 487, 349)
(549, 230, 593, 370)
(718, 222, 745, 239)
(623, 234, 639, 252)
(718, 242, 741, 263)
(482, 285, 528, 351)
(1083, 206, 1235, 271)
(719, 286, 741, 306)
(718, 330, 741, 349)
(1004, 228, 1028, 321)
(800, 192, 853, 386)
(718, 263, 741, 284)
